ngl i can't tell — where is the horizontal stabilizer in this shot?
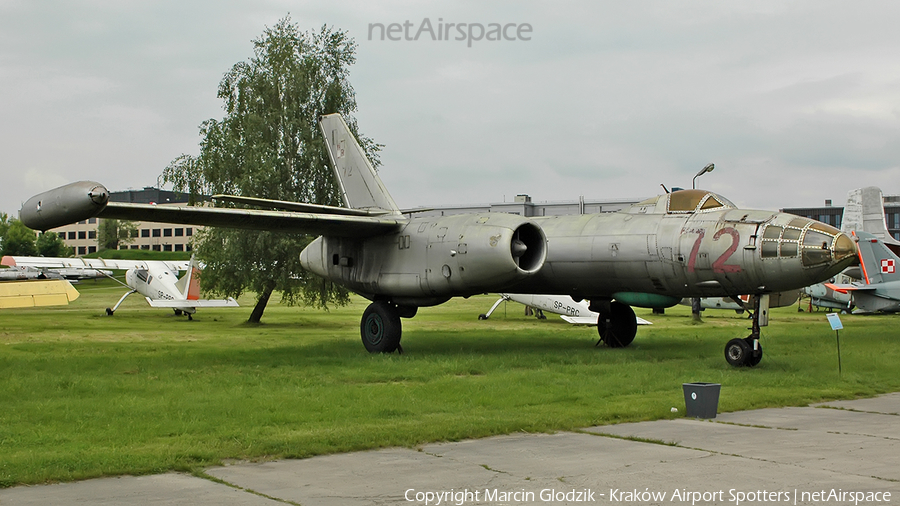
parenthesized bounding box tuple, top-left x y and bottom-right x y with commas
(560, 316, 599, 325)
(824, 282, 852, 294)
(146, 297, 239, 308)
(561, 315, 652, 325)
(213, 195, 391, 216)
(828, 284, 876, 293)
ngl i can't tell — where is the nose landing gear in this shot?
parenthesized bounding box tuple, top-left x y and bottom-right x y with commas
(724, 294, 766, 367)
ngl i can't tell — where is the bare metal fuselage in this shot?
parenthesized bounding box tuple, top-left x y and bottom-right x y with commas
(301, 194, 855, 308)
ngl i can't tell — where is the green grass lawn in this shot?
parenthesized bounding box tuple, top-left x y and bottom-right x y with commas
(1, 280, 898, 486)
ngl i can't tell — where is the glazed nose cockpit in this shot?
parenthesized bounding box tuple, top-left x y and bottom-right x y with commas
(759, 217, 857, 272)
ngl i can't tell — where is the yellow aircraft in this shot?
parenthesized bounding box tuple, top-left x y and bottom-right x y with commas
(0, 279, 79, 308)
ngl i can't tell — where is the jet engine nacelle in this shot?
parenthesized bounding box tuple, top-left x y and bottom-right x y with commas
(444, 214, 547, 285)
(301, 213, 547, 305)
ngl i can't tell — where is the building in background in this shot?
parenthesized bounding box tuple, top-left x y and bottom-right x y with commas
(781, 194, 900, 241)
(403, 194, 640, 218)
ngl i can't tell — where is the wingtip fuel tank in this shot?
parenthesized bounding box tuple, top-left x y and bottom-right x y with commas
(19, 181, 109, 231)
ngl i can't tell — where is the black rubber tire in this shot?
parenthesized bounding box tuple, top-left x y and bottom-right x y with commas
(598, 301, 638, 348)
(360, 301, 402, 353)
(745, 338, 763, 367)
(725, 338, 752, 366)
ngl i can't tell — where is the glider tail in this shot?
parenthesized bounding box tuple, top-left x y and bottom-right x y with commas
(318, 114, 401, 215)
(175, 255, 202, 300)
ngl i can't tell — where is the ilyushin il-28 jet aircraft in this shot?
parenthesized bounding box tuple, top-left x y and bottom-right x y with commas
(19, 114, 858, 366)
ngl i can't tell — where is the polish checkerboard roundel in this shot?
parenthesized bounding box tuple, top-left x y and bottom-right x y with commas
(881, 259, 895, 274)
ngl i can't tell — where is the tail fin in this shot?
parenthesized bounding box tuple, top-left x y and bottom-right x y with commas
(854, 231, 900, 285)
(319, 114, 401, 215)
(842, 187, 900, 246)
(174, 255, 202, 301)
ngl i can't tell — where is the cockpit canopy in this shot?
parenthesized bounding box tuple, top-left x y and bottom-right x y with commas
(760, 218, 856, 268)
(628, 189, 736, 215)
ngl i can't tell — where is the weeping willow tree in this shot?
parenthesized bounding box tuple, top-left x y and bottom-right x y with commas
(163, 17, 381, 322)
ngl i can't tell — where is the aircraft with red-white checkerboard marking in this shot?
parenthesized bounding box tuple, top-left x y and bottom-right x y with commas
(825, 231, 900, 313)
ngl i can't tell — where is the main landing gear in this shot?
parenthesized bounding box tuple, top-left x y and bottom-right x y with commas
(592, 300, 638, 348)
(360, 301, 417, 354)
(173, 309, 194, 321)
(478, 294, 510, 320)
(106, 289, 137, 316)
(724, 295, 764, 367)
(359, 296, 763, 366)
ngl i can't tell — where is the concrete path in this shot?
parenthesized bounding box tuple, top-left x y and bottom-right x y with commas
(2, 394, 898, 505)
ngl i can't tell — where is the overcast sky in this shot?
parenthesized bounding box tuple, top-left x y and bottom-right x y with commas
(2, 0, 899, 217)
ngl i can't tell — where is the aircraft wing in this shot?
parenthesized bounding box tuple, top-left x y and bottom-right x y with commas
(0, 280, 80, 308)
(212, 195, 392, 217)
(2, 256, 189, 272)
(95, 203, 405, 238)
(18, 180, 406, 237)
(146, 297, 240, 308)
(560, 315, 653, 325)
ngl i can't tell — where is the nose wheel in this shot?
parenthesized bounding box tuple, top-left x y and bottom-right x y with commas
(725, 337, 762, 367)
(724, 295, 764, 367)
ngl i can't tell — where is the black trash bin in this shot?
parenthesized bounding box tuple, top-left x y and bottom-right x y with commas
(682, 382, 721, 419)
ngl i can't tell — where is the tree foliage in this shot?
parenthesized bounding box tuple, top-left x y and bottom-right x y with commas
(1, 220, 38, 256)
(163, 17, 380, 323)
(36, 232, 72, 257)
(0, 213, 8, 240)
(97, 219, 137, 251)
(0, 214, 71, 257)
